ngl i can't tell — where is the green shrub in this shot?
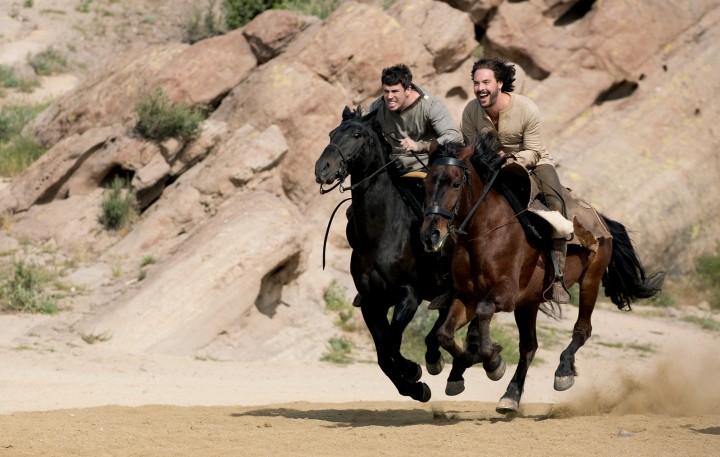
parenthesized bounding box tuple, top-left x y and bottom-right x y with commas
(183, 0, 225, 43)
(140, 256, 156, 267)
(320, 335, 353, 364)
(276, 0, 342, 19)
(0, 104, 45, 142)
(0, 104, 48, 177)
(323, 280, 355, 330)
(0, 136, 46, 176)
(134, 88, 204, 141)
(0, 65, 20, 88)
(0, 261, 58, 314)
(221, 0, 341, 31)
(697, 251, 720, 309)
(98, 176, 136, 230)
(76, 0, 92, 13)
(682, 314, 720, 332)
(222, 0, 274, 30)
(28, 47, 69, 76)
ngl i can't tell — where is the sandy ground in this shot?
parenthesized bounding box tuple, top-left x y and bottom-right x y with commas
(2, 303, 720, 456)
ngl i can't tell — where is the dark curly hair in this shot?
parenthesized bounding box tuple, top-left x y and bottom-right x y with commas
(471, 57, 516, 93)
(381, 63, 413, 90)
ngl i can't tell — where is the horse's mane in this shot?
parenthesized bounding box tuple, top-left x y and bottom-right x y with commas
(469, 131, 505, 182)
(347, 105, 394, 158)
(432, 132, 505, 183)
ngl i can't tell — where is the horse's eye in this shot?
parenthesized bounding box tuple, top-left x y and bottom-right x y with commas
(353, 133, 361, 139)
(452, 180, 462, 190)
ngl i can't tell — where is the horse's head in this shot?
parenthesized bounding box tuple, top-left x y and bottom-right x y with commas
(420, 142, 472, 252)
(315, 106, 377, 191)
(420, 132, 504, 252)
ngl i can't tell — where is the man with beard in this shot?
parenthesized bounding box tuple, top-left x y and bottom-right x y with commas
(460, 57, 572, 304)
(367, 63, 461, 173)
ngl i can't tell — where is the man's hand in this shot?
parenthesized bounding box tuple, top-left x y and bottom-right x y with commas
(400, 138, 435, 153)
(399, 137, 418, 152)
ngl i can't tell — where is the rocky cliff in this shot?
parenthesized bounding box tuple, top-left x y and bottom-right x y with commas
(0, 0, 718, 360)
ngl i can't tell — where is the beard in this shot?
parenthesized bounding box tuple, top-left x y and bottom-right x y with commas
(476, 87, 499, 108)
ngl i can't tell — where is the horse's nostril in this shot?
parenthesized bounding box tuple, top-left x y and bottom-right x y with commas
(431, 231, 440, 244)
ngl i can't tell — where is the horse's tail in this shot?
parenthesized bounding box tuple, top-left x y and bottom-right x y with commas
(601, 214, 665, 310)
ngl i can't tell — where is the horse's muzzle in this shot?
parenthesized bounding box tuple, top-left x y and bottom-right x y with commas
(421, 227, 447, 253)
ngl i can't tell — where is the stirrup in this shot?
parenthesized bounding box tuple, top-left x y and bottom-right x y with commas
(551, 279, 571, 304)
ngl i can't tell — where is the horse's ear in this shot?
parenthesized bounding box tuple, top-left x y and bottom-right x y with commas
(342, 106, 353, 120)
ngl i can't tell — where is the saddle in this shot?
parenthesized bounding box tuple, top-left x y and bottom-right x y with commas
(497, 162, 611, 251)
(393, 171, 427, 221)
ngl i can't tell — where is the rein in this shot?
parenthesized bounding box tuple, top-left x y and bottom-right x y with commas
(322, 196, 352, 270)
(454, 166, 500, 236)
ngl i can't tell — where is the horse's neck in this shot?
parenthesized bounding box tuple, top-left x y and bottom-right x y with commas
(461, 169, 513, 233)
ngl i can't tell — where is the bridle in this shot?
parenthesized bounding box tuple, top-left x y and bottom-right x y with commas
(319, 119, 399, 195)
(423, 155, 500, 237)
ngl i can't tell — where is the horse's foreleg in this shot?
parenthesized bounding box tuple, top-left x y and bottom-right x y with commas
(555, 273, 599, 391)
(497, 306, 539, 414)
(387, 286, 424, 382)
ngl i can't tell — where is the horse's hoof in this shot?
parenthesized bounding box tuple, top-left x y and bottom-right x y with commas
(496, 397, 519, 415)
(486, 358, 506, 381)
(445, 380, 465, 396)
(554, 375, 575, 391)
(406, 363, 422, 383)
(418, 383, 431, 403)
(426, 356, 444, 376)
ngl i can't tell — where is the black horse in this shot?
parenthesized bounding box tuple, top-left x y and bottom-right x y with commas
(314, 106, 452, 402)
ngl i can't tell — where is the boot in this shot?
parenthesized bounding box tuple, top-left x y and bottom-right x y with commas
(550, 238, 571, 304)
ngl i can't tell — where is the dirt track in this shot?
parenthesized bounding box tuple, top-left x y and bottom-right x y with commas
(2, 302, 720, 457)
(2, 401, 719, 457)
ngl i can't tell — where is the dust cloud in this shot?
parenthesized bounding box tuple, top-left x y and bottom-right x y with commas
(552, 346, 720, 417)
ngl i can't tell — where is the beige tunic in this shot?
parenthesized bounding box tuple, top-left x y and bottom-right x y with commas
(460, 92, 554, 169)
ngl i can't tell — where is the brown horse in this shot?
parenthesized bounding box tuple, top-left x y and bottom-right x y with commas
(419, 133, 665, 414)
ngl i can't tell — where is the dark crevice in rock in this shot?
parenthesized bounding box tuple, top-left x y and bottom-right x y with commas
(553, 0, 596, 26)
(474, 23, 487, 42)
(594, 80, 639, 105)
(506, 52, 550, 81)
(473, 6, 498, 42)
(445, 86, 469, 101)
(99, 165, 135, 189)
(36, 139, 110, 205)
(255, 252, 301, 317)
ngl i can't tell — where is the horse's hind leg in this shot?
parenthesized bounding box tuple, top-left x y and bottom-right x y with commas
(497, 306, 539, 414)
(554, 269, 602, 391)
